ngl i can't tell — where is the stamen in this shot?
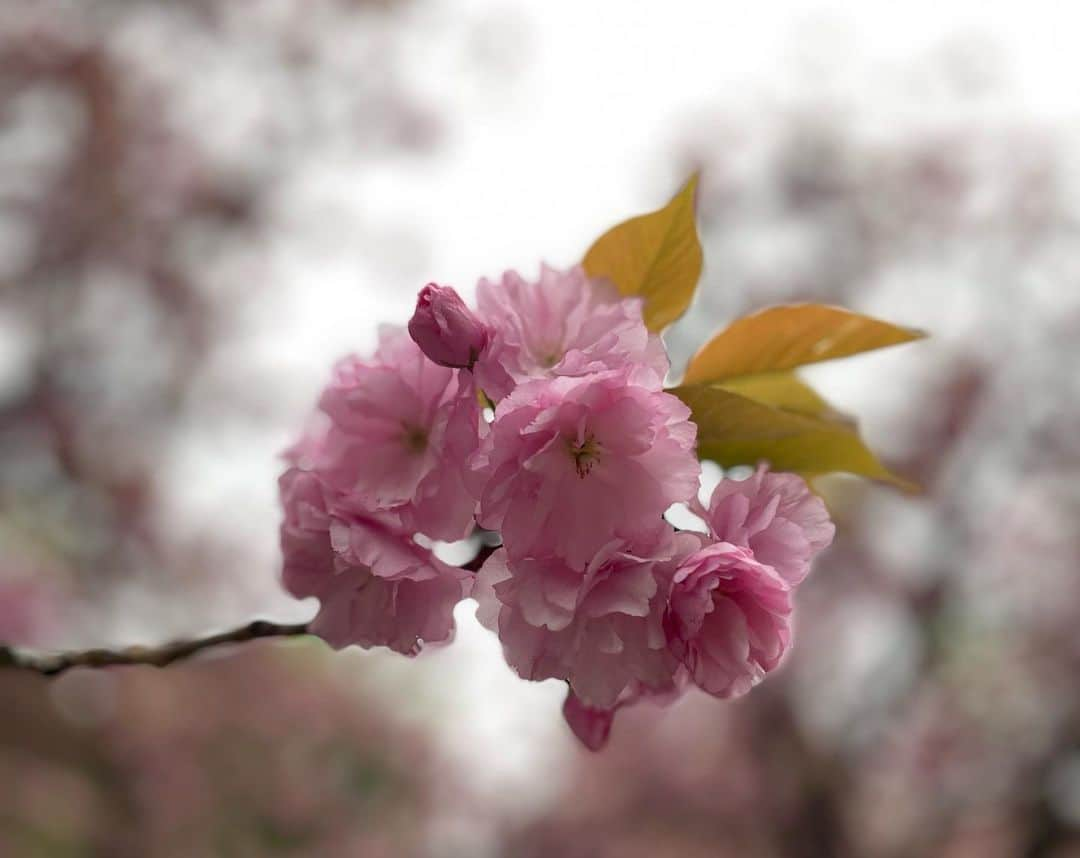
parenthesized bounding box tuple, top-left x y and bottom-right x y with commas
(568, 434, 600, 478)
(402, 425, 428, 453)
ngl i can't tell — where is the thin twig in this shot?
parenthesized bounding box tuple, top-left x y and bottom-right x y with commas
(0, 544, 500, 679)
(0, 620, 311, 678)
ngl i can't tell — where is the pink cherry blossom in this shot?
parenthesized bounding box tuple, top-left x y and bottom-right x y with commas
(474, 531, 700, 710)
(473, 265, 669, 400)
(313, 326, 480, 541)
(699, 464, 835, 585)
(408, 283, 489, 370)
(275, 255, 851, 741)
(471, 368, 700, 568)
(279, 467, 470, 656)
(666, 542, 793, 699)
(310, 547, 468, 656)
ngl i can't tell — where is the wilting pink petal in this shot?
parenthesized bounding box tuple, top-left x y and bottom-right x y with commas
(562, 690, 616, 751)
(561, 681, 686, 751)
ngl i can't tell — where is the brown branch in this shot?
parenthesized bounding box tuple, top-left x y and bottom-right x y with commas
(0, 620, 311, 678)
(0, 542, 499, 679)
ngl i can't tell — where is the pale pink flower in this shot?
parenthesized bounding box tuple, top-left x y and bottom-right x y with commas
(666, 542, 793, 698)
(474, 265, 669, 400)
(474, 531, 700, 710)
(279, 468, 470, 656)
(314, 326, 480, 541)
(699, 464, 835, 585)
(471, 368, 700, 567)
(408, 283, 489, 370)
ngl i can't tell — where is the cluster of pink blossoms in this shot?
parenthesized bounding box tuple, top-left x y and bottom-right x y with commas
(280, 266, 834, 748)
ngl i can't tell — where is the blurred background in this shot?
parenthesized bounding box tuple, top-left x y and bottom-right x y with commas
(2, 1, 1078, 855)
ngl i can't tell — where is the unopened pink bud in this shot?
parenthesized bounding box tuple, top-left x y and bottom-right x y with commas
(408, 283, 488, 369)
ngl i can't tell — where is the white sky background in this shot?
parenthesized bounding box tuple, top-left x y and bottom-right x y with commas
(142, 0, 1079, 833)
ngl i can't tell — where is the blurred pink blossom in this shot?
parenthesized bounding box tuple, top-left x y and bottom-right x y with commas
(0, 580, 58, 647)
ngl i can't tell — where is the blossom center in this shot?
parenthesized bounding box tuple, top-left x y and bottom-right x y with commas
(538, 350, 562, 369)
(401, 425, 429, 454)
(567, 434, 600, 478)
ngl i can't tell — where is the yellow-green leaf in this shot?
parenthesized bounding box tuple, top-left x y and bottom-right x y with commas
(682, 304, 926, 385)
(583, 174, 703, 332)
(672, 383, 916, 491)
(714, 371, 848, 422)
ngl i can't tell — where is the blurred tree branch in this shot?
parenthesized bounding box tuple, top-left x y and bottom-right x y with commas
(0, 545, 495, 677)
(0, 620, 312, 677)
